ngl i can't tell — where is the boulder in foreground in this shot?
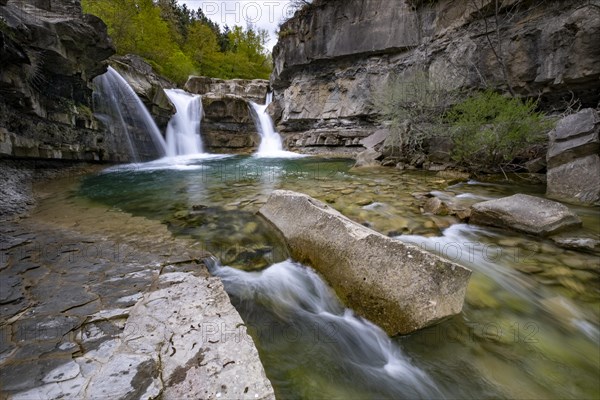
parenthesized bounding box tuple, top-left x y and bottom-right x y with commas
(470, 194, 581, 236)
(258, 190, 472, 336)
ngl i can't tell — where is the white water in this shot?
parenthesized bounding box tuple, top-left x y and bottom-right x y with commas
(207, 258, 442, 398)
(164, 89, 204, 157)
(398, 224, 600, 342)
(92, 67, 167, 161)
(250, 93, 304, 158)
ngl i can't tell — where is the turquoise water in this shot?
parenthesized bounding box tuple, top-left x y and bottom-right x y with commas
(79, 155, 600, 399)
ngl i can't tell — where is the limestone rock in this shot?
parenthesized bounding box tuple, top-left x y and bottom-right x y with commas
(271, 0, 600, 156)
(0, 0, 131, 162)
(359, 129, 389, 149)
(258, 190, 472, 336)
(470, 194, 582, 236)
(423, 197, 449, 215)
(354, 148, 383, 167)
(546, 109, 600, 205)
(201, 94, 259, 153)
(185, 76, 269, 103)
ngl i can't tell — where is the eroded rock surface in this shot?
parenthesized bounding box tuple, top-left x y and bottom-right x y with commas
(272, 0, 600, 155)
(184, 76, 269, 153)
(470, 194, 582, 236)
(0, 176, 274, 399)
(0, 0, 133, 161)
(259, 190, 472, 336)
(546, 108, 600, 205)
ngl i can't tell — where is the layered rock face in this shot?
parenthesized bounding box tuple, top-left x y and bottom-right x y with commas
(185, 77, 269, 153)
(271, 0, 600, 154)
(0, 0, 130, 161)
(546, 108, 600, 205)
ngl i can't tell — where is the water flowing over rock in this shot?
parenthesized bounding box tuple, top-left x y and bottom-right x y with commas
(93, 67, 168, 161)
(185, 76, 268, 153)
(271, 0, 600, 155)
(249, 93, 303, 158)
(470, 194, 582, 236)
(546, 108, 600, 205)
(258, 190, 472, 336)
(109, 55, 175, 131)
(164, 89, 204, 156)
(0, 0, 131, 161)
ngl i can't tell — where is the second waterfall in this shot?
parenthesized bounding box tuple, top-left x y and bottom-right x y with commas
(164, 89, 205, 156)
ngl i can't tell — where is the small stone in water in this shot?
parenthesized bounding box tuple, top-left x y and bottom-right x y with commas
(356, 198, 372, 206)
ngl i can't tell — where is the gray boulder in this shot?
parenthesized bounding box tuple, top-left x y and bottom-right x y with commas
(470, 194, 582, 236)
(354, 148, 383, 167)
(546, 108, 600, 205)
(258, 190, 472, 336)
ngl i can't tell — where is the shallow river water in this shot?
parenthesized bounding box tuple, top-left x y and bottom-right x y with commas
(78, 155, 600, 399)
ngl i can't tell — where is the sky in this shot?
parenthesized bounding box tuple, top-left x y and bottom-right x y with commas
(179, 1, 298, 50)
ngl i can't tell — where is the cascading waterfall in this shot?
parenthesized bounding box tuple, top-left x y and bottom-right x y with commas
(164, 89, 204, 156)
(207, 258, 442, 399)
(250, 92, 303, 158)
(92, 67, 167, 161)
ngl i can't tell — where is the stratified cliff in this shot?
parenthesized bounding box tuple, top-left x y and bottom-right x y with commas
(271, 0, 600, 155)
(0, 0, 129, 161)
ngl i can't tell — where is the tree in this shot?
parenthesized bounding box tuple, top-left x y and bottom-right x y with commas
(82, 0, 273, 82)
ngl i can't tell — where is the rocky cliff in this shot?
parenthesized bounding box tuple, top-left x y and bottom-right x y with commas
(0, 0, 129, 161)
(272, 0, 600, 155)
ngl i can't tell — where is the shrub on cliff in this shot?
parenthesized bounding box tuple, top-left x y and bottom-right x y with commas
(373, 71, 460, 159)
(447, 90, 550, 172)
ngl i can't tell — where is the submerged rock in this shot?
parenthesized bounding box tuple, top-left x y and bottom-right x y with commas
(470, 194, 582, 236)
(258, 190, 472, 336)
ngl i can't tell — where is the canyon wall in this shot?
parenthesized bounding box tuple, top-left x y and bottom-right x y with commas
(271, 0, 600, 155)
(0, 0, 130, 161)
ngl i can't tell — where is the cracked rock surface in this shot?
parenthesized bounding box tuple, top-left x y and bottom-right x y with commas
(0, 173, 274, 399)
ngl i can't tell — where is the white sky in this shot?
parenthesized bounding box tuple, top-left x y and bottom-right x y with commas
(179, 1, 298, 51)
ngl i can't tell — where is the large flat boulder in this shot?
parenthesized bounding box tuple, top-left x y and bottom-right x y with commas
(470, 194, 582, 236)
(258, 190, 472, 336)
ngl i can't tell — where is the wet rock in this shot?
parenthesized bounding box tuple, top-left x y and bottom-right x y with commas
(550, 232, 600, 254)
(110, 55, 175, 131)
(200, 93, 259, 153)
(423, 197, 449, 215)
(470, 194, 582, 237)
(546, 108, 600, 205)
(259, 190, 472, 336)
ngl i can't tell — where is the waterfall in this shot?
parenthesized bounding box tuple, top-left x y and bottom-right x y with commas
(164, 89, 204, 157)
(92, 67, 167, 162)
(250, 92, 303, 158)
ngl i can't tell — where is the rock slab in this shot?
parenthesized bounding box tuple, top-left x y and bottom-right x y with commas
(546, 108, 600, 205)
(258, 190, 472, 336)
(470, 194, 582, 236)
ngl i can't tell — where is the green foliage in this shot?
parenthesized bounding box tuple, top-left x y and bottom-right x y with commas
(373, 71, 460, 159)
(82, 0, 272, 83)
(446, 90, 550, 172)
